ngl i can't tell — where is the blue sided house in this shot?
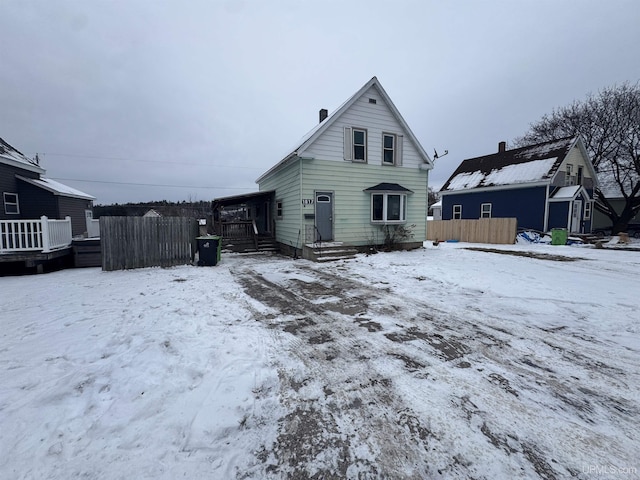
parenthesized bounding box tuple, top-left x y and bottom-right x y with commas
(439, 136, 598, 234)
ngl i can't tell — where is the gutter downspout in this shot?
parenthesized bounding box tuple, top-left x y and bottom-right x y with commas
(543, 184, 550, 232)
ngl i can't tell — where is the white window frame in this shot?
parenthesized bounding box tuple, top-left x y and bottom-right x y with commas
(382, 133, 395, 165)
(3, 192, 19, 215)
(276, 199, 283, 220)
(565, 163, 575, 186)
(352, 128, 367, 163)
(453, 204, 462, 219)
(370, 193, 407, 224)
(584, 201, 592, 220)
(480, 203, 492, 218)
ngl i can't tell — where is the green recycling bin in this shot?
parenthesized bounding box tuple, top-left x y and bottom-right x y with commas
(551, 228, 567, 246)
(197, 236, 221, 266)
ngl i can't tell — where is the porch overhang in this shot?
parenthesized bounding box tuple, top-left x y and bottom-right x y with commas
(363, 183, 414, 193)
(212, 190, 275, 209)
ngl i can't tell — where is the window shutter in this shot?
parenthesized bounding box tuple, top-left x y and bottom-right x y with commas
(396, 135, 403, 166)
(343, 126, 352, 161)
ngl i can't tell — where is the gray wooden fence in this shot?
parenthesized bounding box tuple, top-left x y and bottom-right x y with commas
(100, 216, 198, 271)
(427, 218, 518, 244)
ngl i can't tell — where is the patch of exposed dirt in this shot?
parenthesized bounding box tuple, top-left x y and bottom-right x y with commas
(465, 247, 586, 262)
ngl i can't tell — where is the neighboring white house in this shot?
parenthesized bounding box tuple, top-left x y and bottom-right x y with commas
(212, 77, 433, 260)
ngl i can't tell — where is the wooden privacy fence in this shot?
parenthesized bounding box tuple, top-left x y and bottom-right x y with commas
(100, 216, 198, 271)
(427, 218, 517, 244)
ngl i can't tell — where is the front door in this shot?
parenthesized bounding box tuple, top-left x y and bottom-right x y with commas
(315, 191, 333, 242)
(571, 200, 582, 233)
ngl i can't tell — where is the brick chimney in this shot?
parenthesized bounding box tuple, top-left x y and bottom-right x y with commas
(498, 141, 506, 153)
(319, 108, 328, 123)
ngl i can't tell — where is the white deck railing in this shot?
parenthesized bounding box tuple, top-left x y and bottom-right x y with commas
(0, 216, 73, 254)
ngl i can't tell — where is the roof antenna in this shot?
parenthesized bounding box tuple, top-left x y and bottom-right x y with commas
(35, 153, 40, 165)
(433, 149, 448, 160)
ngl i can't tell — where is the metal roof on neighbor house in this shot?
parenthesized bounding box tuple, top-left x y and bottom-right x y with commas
(440, 136, 578, 192)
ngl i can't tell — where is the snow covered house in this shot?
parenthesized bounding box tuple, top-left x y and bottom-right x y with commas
(213, 77, 433, 260)
(439, 136, 598, 233)
(1, 137, 95, 266)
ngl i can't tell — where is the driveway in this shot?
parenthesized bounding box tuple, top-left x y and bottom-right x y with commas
(229, 252, 637, 479)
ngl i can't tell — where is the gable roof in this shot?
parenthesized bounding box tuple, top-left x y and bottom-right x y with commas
(16, 175, 95, 200)
(256, 77, 432, 183)
(440, 136, 587, 192)
(0, 137, 45, 175)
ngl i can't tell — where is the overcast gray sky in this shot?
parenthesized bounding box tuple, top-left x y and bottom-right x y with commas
(2, 0, 639, 205)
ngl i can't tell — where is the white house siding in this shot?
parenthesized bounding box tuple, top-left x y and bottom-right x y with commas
(554, 146, 593, 186)
(300, 158, 427, 246)
(259, 159, 301, 248)
(303, 85, 425, 169)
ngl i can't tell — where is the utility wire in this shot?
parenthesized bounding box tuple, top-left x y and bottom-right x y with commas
(50, 177, 255, 190)
(28, 152, 265, 170)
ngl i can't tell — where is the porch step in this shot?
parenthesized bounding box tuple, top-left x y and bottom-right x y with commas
(304, 243, 359, 262)
(221, 237, 278, 254)
(257, 237, 278, 252)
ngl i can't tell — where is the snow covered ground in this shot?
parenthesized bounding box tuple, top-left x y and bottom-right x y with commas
(1, 242, 639, 479)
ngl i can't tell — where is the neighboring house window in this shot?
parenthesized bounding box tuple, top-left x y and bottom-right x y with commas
(353, 128, 367, 162)
(3, 192, 19, 214)
(383, 134, 395, 165)
(276, 199, 283, 219)
(577, 165, 584, 185)
(481, 203, 492, 218)
(565, 163, 575, 185)
(371, 193, 407, 224)
(584, 201, 592, 220)
(453, 204, 462, 219)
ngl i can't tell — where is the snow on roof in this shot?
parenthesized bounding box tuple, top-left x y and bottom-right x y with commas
(446, 157, 558, 190)
(0, 137, 45, 174)
(431, 200, 442, 208)
(441, 136, 577, 192)
(17, 175, 95, 200)
(552, 185, 581, 199)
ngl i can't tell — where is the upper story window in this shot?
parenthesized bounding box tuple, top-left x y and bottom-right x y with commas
(565, 163, 576, 186)
(453, 204, 462, 220)
(353, 128, 367, 162)
(383, 134, 395, 165)
(3, 192, 19, 215)
(481, 203, 492, 218)
(577, 165, 584, 185)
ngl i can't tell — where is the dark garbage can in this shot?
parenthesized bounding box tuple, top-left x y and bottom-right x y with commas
(197, 236, 221, 266)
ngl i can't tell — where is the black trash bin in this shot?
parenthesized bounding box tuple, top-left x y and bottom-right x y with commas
(197, 236, 221, 266)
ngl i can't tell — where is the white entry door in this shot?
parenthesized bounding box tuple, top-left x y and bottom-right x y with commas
(570, 200, 582, 233)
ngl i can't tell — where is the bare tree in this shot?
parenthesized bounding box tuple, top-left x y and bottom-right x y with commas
(516, 82, 640, 234)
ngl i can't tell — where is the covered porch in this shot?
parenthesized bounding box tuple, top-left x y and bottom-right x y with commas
(211, 191, 277, 253)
